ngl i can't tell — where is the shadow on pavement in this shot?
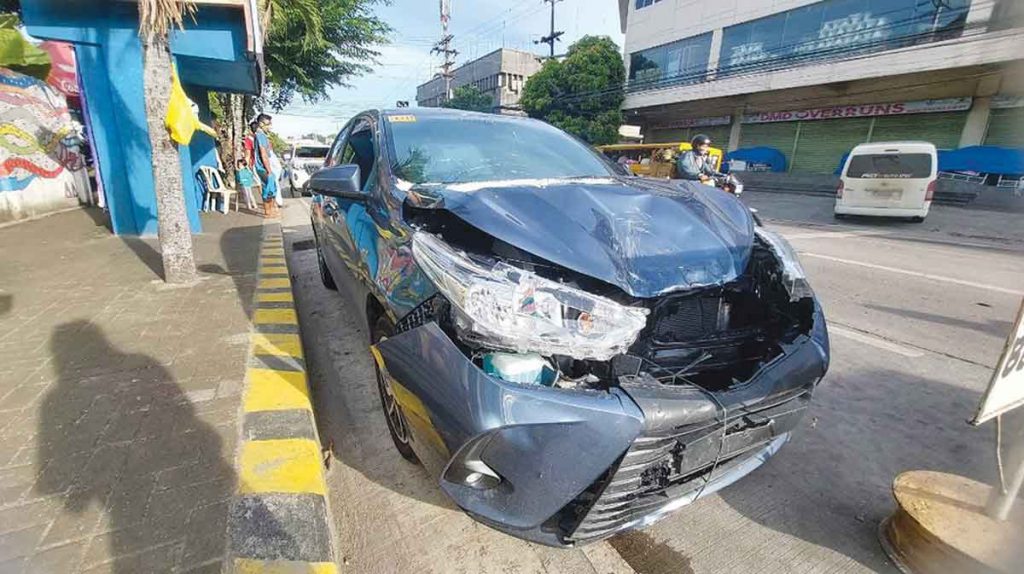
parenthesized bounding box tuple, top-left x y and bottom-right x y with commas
(0, 294, 10, 317)
(717, 367, 994, 573)
(197, 223, 264, 320)
(120, 237, 164, 281)
(35, 321, 235, 572)
(863, 303, 1014, 339)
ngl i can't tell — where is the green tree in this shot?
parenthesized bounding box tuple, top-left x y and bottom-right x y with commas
(139, 0, 198, 284)
(442, 85, 493, 113)
(520, 36, 625, 145)
(262, 0, 390, 110)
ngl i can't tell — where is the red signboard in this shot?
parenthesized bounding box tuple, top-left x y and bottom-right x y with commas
(742, 98, 972, 124)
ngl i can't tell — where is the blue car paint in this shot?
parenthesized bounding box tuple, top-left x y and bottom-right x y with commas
(310, 109, 830, 547)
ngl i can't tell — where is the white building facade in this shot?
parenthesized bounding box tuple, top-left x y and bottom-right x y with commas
(416, 49, 543, 114)
(619, 0, 1024, 173)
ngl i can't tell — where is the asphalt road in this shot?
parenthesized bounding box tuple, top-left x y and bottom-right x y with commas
(281, 192, 1023, 574)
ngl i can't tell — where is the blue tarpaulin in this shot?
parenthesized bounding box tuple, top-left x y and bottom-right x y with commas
(725, 147, 787, 173)
(835, 146, 1024, 176)
(938, 146, 1024, 175)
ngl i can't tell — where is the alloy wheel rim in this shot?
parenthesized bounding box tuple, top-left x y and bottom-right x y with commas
(375, 337, 410, 444)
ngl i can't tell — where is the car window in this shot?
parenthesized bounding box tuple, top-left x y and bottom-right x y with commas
(325, 125, 352, 168)
(338, 119, 377, 190)
(846, 153, 933, 179)
(295, 146, 328, 159)
(386, 114, 614, 184)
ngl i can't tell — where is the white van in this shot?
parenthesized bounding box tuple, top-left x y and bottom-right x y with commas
(286, 142, 330, 197)
(835, 141, 937, 222)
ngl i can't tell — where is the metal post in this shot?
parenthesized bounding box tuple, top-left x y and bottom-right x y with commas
(986, 410, 1024, 520)
(536, 0, 563, 59)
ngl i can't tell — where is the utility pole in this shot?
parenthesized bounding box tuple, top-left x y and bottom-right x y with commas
(432, 0, 458, 103)
(536, 0, 564, 58)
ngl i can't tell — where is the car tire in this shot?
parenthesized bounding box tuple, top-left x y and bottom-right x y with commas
(371, 315, 419, 463)
(908, 216, 925, 223)
(315, 232, 337, 291)
(833, 213, 847, 220)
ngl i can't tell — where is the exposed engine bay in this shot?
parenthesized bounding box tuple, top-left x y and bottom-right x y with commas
(402, 202, 816, 394)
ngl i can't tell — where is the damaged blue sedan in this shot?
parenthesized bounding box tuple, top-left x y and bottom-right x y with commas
(308, 108, 830, 547)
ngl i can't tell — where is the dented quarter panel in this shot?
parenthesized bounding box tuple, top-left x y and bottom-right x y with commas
(375, 322, 645, 532)
(416, 177, 755, 298)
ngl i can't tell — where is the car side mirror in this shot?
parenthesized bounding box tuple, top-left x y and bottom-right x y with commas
(309, 164, 363, 200)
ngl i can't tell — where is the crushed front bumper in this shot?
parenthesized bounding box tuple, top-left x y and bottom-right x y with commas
(374, 307, 829, 547)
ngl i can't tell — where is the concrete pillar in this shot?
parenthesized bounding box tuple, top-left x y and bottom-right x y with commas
(959, 97, 992, 147)
(727, 107, 744, 151)
(959, 74, 1002, 148)
(707, 28, 724, 80)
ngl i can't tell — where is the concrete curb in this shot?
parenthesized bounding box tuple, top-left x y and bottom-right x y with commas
(225, 222, 337, 573)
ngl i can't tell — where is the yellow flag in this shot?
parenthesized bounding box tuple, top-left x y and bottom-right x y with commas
(165, 65, 217, 144)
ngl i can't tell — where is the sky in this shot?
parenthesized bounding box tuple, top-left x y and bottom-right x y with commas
(273, 0, 624, 140)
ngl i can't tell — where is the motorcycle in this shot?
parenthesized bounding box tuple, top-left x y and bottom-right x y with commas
(703, 173, 744, 196)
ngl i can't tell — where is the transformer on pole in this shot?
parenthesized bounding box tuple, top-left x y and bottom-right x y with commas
(432, 0, 458, 102)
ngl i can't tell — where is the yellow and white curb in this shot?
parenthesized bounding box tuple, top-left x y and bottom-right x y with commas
(227, 224, 337, 574)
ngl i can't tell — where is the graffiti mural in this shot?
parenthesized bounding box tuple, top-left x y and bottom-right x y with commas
(0, 67, 88, 223)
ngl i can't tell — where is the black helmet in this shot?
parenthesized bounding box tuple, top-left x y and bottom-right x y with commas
(691, 134, 711, 147)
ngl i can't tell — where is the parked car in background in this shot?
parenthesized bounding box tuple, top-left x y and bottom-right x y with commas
(287, 141, 330, 197)
(308, 108, 830, 547)
(835, 141, 937, 222)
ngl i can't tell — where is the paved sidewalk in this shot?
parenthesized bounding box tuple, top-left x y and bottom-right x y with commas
(0, 208, 262, 572)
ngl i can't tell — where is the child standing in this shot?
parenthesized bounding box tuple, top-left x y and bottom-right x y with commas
(235, 159, 257, 211)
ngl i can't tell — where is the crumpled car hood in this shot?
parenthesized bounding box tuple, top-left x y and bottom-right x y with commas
(410, 177, 755, 298)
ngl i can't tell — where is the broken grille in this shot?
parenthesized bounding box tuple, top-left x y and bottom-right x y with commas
(565, 393, 810, 543)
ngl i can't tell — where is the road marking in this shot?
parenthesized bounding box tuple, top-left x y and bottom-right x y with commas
(801, 252, 1024, 296)
(257, 291, 294, 303)
(234, 559, 337, 574)
(784, 229, 884, 240)
(257, 277, 291, 290)
(829, 325, 924, 358)
(238, 439, 327, 495)
(260, 265, 289, 275)
(254, 307, 298, 325)
(244, 368, 311, 412)
(251, 333, 304, 359)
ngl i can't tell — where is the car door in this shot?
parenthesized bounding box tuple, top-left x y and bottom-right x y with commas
(312, 123, 352, 283)
(317, 117, 381, 303)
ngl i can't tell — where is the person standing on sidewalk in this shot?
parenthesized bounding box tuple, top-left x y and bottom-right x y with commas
(253, 113, 279, 218)
(235, 159, 258, 211)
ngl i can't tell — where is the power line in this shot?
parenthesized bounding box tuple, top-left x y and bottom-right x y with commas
(535, 0, 564, 58)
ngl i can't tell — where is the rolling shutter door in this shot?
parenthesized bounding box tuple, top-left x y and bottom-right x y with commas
(791, 118, 872, 174)
(648, 125, 731, 145)
(739, 122, 799, 167)
(698, 126, 731, 147)
(647, 128, 688, 143)
(984, 107, 1024, 148)
(870, 112, 967, 149)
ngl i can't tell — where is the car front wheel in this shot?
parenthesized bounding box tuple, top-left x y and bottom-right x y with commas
(314, 231, 337, 291)
(371, 315, 419, 463)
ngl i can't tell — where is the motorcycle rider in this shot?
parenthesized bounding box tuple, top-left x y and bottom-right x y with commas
(676, 134, 723, 183)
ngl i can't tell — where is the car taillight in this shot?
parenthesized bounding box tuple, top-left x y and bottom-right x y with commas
(836, 180, 844, 199)
(925, 180, 936, 201)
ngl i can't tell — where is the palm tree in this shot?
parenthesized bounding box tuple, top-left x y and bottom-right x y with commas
(138, 0, 198, 284)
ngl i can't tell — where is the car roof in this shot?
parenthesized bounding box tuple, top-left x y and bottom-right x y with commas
(851, 141, 937, 153)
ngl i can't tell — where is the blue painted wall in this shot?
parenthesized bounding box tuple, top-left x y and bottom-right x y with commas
(21, 0, 258, 235)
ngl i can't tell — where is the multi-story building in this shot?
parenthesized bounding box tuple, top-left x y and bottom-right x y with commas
(416, 48, 543, 114)
(618, 0, 1024, 173)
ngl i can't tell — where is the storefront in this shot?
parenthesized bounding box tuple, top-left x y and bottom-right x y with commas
(737, 98, 973, 173)
(985, 97, 1024, 148)
(646, 115, 731, 146)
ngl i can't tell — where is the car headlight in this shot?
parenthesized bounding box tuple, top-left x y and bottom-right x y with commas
(754, 228, 814, 301)
(411, 232, 649, 361)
